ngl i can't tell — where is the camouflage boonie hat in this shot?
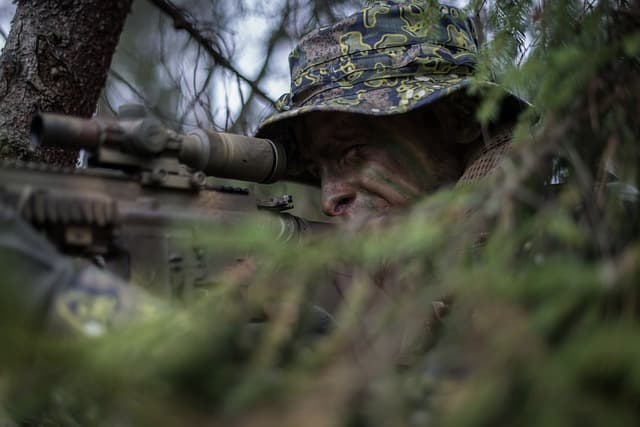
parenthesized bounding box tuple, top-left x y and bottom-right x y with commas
(256, 0, 527, 174)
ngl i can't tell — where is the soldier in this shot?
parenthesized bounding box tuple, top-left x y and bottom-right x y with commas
(256, 0, 527, 229)
(1, 0, 528, 335)
(251, 0, 531, 334)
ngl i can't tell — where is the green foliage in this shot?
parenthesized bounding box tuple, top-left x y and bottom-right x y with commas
(2, 0, 640, 426)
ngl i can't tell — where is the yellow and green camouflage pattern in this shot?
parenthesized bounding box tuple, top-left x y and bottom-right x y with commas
(256, 0, 524, 144)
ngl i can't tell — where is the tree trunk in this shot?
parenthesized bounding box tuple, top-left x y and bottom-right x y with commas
(0, 0, 133, 166)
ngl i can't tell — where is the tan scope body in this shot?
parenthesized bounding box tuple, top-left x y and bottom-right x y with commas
(180, 129, 287, 183)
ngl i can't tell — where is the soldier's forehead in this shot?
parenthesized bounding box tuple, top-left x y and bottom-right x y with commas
(301, 113, 362, 146)
(299, 112, 422, 161)
(299, 131, 359, 161)
(304, 111, 365, 130)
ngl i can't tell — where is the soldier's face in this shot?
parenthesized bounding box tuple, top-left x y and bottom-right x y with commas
(300, 111, 463, 228)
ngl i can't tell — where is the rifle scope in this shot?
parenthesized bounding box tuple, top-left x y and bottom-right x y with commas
(31, 110, 288, 184)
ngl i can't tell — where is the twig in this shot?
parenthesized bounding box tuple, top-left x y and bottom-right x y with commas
(108, 69, 190, 128)
(179, 64, 215, 126)
(108, 69, 148, 105)
(147, 0, 277, 108)
(471, 0, 488, 46)
(229, 4, 290, 132)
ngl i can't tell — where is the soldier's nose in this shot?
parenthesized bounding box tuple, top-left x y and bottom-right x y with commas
(322, 186, 356, 217)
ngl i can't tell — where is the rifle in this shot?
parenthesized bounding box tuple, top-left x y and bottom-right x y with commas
(0, 105, 329, 299)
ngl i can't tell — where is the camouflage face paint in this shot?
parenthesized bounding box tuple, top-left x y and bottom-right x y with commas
(301, 111, 463, 228)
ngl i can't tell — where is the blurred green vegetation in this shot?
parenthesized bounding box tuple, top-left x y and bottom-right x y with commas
(1, 0, 640, 426)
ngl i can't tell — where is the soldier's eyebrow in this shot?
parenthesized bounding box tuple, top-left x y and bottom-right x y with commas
(316, 139, 356, 158)
(331, 118, 365, 141)
(331, 126, 359, 140)
(298, 114, 365, 161)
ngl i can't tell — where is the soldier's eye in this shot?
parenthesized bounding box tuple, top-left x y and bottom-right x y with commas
(307, 163, 320, 178)
(342, 144, 367, 163)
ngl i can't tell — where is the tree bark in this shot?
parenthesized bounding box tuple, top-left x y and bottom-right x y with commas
(0, 0, 133, 166)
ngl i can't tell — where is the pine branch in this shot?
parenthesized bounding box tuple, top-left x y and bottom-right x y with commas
(147, 0, 277, 109)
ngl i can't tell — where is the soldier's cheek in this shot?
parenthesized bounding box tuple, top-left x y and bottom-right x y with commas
(357, 163, 419, 207)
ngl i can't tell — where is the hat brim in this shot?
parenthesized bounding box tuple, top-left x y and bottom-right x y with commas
(257, 75, 529, 138)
